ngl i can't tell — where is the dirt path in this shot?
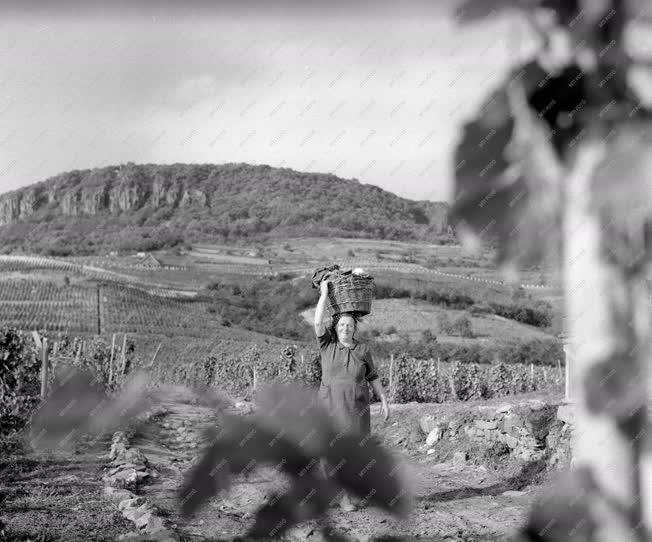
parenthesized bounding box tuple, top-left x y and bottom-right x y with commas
(133, 388, 539, 542)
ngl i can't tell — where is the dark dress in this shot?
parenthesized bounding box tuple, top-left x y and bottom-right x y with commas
(317, 329, 379, 436)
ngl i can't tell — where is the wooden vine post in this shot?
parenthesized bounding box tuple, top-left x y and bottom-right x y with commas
(120, 333, 127, 379)
(148, 342, 163, 368)
(96, 283, 101, 335)
(40, 337, 49, 398)
(108, 333, 116, 385)
(388, 353, 394, 400)
(559, 332, 573, 402)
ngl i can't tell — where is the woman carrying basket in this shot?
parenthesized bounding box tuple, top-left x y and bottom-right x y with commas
(314, 278, 390, 512)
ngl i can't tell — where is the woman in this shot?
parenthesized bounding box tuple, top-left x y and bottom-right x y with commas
(314, 279, 390, 511)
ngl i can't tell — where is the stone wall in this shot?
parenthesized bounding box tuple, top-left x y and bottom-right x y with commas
(419, 399, 574, 468)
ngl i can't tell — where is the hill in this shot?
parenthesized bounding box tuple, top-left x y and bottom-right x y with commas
(0, 162, 452, 256)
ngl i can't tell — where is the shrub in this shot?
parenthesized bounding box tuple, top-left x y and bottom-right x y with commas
(0, 329, 40, 434)
(421, 329, 436, 343)
(437, 313, 453, 334)
(452, 315, 474, 338)
(469, 303, 493, 315)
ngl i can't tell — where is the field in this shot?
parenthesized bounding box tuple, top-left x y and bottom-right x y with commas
(0, 240, 565, 368)
(301, 298, 554, 345)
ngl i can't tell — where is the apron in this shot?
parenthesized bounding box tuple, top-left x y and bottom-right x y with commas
(319, 344, 371, 436)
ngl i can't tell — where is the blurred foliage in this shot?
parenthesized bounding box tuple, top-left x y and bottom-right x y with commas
(179, 384, 411, 541)
(454, 0, 652, 540)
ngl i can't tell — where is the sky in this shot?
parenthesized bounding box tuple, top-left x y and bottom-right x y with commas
(0, 1, 531, 202)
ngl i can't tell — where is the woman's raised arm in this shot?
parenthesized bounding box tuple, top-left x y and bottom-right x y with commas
(314, 280, 329, 337)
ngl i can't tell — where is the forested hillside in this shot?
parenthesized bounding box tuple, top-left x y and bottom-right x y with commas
(0, 163, 452, 255)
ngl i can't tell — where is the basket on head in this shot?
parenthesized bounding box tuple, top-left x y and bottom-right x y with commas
(327, 272, 374, 316)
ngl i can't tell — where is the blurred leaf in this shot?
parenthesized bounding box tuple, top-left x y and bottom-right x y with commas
(591, 120, 652, 272)
(179, 383, 411, 538)
(179, 412, 314, 518)
(254, 383, 337, 457)
(583, 352, 647, 429)
(246, 477, 332, 539)
(28, 367, 150, 450)
(326, 433, 412, 517)
(451, 61, 565, 268)
(521, 467, 599, 541)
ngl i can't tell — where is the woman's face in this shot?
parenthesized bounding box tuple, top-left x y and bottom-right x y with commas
(336, 315, 355, 343)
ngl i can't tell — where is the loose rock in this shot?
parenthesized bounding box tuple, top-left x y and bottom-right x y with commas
(118, 497, 147, 511)
(502, 490, 526, 497)
(103, 486, 134, 503)
(453, 451, 467, 466)
(419, 414, 438, 435)
(425, 427, 442, 447)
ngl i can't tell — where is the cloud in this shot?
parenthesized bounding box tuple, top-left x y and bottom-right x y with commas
(166, 75, 220, 109)
(0, 7, 521, 202)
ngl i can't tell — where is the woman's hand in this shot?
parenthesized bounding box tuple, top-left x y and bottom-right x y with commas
(381, 396, 390, 421)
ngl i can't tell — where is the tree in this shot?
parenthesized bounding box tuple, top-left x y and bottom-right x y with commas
(453, 1, 651, 539)
(420, 328, 436, 343)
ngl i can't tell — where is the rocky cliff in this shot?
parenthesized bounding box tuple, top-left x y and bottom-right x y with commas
(0, 162, 452, 254)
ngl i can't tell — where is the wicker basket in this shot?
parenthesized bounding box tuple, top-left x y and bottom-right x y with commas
(326, 273, 375, 316)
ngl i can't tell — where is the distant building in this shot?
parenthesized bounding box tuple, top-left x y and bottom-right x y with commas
(135, 254, 162, 269)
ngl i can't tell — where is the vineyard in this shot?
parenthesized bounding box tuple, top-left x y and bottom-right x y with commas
(156, 350, 564, 402)
(0, 327, 564, 438)
(0, 255, 195, 292)
(0, 280, 97, 333)
(0, 278, 234, 338)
